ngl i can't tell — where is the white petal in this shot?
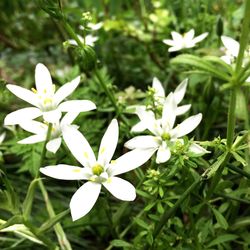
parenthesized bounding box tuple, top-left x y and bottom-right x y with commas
(4, 107, 42, 125)
(6, 85, 38, 107)
(85, 35, 98, 46)
(174, 78, 188, 104)
(98, 119, 118, 166)
(63, 126, 96, 168)
(35, 63, 53, 94)
(103, 177, 136, 201)
(168, 46, 182, 52)
(61, 112, 80, 126)
(18, 134, 45, 144)
(184, 29, 195, 41)
(162, 93, 177, 131)
(171, 31, 183, 42)
(19, 120, 47, 134)
(192, 32, 208, 44)
(124, 135, 160, 149)
(152, 77, 165, 98)
(221, 36, 239, 57)
(0, 132, 6, 144)
(189, 143, 210, 156)
(162, 39, 175, 46)
(108, 148, 156, 176)
(176, 104, 191, 116)
(131, 120, 148, 133)
(170, 113, 202, 138)
(59, 100, 96, 113)
(46, 138, 62, 153)
(156, 142, 171, 164)
(40, 164, 91, 180)
(70, 182, 101, 221)
(43, 109, 62, 123)
(220, 55, 232, 65)
(54, 76, 81, 105)
(67, 39, 78, 46)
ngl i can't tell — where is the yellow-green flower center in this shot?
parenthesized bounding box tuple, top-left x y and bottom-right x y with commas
(92, 164, 104, 176)
(162, 132, 170, 141)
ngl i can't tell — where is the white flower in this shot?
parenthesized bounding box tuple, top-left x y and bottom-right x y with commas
(221, 36, 250, 82)
(131, 77, 191, 133)
(68, 34, 98, 47)
(4, 63, 96, 125)
(18, 112, 80, 153)
(125, 93, 202, 164)
(163, 29, 208, 52)
(40, 119, 154, 221)
(80, 22, 103, 31)
(188, 142, 210, 156)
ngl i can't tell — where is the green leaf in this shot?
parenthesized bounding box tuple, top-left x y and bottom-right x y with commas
(171, 54, 230, 81)
(22, 178, 42, 220)
(231, 151, 246, 167)
(212, 208, 229, 230)
(231, 216, 250, 230)
(38, 209, 70, 233)
(235, 88, 248, 120)
(0, 215, 23, 230)
(207, 234, 238, 247)
(111, 239, 133, 248)
(134, 217, 149, 230)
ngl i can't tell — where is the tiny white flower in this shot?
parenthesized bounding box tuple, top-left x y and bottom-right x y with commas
(67, 34, 98, 47)
(18, 112, 80, 153)
(131, 77, 191, 133)
(80, 22, 103, 31)
(188, 142, 210, 156)
(163, 29, 208, 52)
(125, 93, 202, 164)
(4, 63, 96, 125)
(40, 119, 154, 221)
(221, 35, 250, 82)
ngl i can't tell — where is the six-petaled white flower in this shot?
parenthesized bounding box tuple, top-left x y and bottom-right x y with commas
(67, 34, 98, 47)
(4, 63, 96, 125)
(40, 119, 154, 221)
(125, 93, 202, 164)
(131, 77, 191, 133)
(163, 29, 208, 52)
(18, 112, 80, 153)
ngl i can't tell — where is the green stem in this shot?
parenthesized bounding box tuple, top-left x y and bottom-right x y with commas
(226, 89, 237, 149)
(227, 164, 250, 179)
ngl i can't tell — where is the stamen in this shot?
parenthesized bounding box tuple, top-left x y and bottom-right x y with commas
(31, 88, 37, 94)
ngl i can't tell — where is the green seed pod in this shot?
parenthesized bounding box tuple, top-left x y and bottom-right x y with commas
(216, 15, 223, 37)
(74, 45, 97, 72)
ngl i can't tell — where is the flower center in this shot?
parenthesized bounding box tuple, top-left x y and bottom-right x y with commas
(162, 132, 171, 141)
(92, 164, 104, 176)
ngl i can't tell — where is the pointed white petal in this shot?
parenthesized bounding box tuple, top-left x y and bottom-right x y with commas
(162, 39, 175, 46)
(162, 93, 177, 131)
(61, 112, 80, 126)
(35, 63, 53, 94)
(156, 142, 171, 164)
(189, 143, 210, 156)
(176, 104, 191, 116)
(6, 85, 38, 106)
(220, 55, 232, 65)
(98, 119, 118, 166)
(18, 134, 45, 144)
(184, 29, 195, 41)
(70, 182, 101, 221)
(4, 108, 42, 125)
(124, 135, 161, 149)
(19, 120, 47, 134)
(40, 164, 91, 180)
(63, 126, 96, 168)
(0, 132, 6, 144)
(108, 148, 156, 176)
(85, 35, 98, 46)
(59, 100, 96, 113)
(174, 78, 188, 104)
(131, 120, 148, 133)
(152, 77, 165, 98)
(171, 31, 183, 41)
(192, 32, 208, 44)
(46, 138, 62, 153)
(168, 46, 182, 52)
(221, 36, 239, 57)
(54, 76, 80, 105)
(43, 109, 62, 123)
(103, 177, 136, 201)
(170, 113, 202, 138)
